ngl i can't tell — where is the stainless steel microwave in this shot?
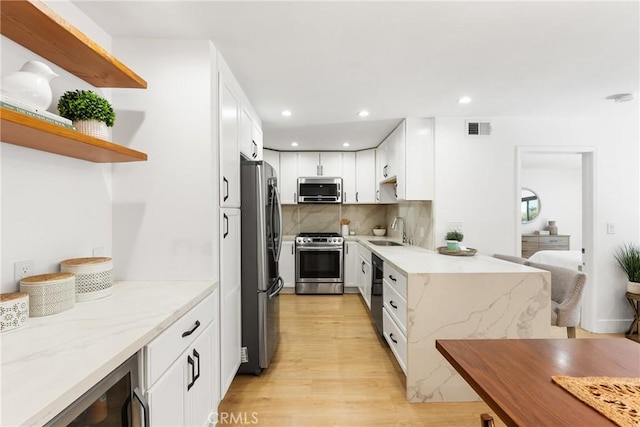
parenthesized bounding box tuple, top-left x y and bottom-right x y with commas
(297, 177, 342, 203)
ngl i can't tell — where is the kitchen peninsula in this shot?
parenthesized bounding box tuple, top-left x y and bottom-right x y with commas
(354, 238, 551, 403)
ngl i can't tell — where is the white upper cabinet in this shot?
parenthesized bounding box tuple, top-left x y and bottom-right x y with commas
(320, 152, 343, 176)
(240, 108, 262, 161)
(219, 75, 240, 208)
(341, 152, 356, 204)
(355, 149, 376, 203)
(279, 152, 298, 204)
(374, 118, 434, 202)
(297, 152, 343, 177)
(263, 149, 279, 178)
(252, 122, 263, 161)
(396, 118, 434, 201)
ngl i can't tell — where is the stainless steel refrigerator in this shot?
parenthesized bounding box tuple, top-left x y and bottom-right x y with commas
(238, 158, 283, 375)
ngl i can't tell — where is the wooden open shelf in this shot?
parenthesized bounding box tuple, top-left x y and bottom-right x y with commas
(1, 108, 147, 163)
(0, 0, 146, 89)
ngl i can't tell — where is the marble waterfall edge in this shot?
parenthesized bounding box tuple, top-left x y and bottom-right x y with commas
(405, 271, 551, 402)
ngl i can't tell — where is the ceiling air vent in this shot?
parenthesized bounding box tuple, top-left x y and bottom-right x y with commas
(466, 121, 491, 136)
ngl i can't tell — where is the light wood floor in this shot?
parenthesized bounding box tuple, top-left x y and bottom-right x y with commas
(219, 294, 620, 426)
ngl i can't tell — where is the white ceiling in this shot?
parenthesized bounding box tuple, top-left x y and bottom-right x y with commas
(72, 1, 639, 151)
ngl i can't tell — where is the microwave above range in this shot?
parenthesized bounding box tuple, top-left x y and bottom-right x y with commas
(297, 177, 342, 204)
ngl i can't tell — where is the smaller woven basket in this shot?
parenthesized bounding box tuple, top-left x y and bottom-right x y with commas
(0, 292, 29, 333)
(60, 257, 113, 302)
(20, 273, 75, 317)
(73, 120, 110, 141)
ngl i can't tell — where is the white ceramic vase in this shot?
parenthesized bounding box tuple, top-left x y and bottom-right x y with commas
(1, 60, 58, 110)
(628, 281, 640, 294)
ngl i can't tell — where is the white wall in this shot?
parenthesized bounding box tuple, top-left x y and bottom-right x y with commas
(110, 39, 218, 281)
(521, 154, 582, 250)
(1, 1, 114, 293)
(434, 115, 639, 333)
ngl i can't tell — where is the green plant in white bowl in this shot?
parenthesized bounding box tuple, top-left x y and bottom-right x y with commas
(614, 243, 640, 294)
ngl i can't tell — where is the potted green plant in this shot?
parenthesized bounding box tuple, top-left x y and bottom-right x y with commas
(614, 243, 640, 294)
(372, 224, 386, 236)
(445, 230, 464, 251)
(57, 90, 115, 140)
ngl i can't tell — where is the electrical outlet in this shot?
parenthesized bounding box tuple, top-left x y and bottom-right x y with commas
(14, 260, 34, 283)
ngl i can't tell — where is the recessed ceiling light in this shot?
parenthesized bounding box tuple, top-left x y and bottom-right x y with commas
(358, 110, 369, 117)
(343, 142, 350, 147)
(458, 96, 472, 104)
(291, 142, 298, 147)
(282, 110, 292, 117)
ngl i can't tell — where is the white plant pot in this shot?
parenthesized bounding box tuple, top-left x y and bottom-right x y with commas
(73, 120, 110, 140)
(628, 281, 640, 294)
(372, 229, 386, 236)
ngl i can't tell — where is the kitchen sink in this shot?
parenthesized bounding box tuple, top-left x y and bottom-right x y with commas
(369, 240, 403, 247)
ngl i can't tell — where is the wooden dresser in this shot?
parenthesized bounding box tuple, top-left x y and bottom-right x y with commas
(521, 234, 570, 258)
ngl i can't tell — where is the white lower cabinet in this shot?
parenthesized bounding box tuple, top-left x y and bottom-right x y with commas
(280, 241, 295, 288)
(382, 262, 407, 375)
(220, 209, 241, 398)
(145, 291, 219, 426)
(357, 244, 372, 309)
(344, 242, 358, 288)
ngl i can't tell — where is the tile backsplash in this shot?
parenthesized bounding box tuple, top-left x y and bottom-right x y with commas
(282, 201, 434, 249)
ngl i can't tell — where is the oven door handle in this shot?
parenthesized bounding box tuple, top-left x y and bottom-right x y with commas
(296, 246, 344, 251)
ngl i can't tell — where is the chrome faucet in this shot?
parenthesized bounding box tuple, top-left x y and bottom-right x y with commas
(391, 216, 412, 245)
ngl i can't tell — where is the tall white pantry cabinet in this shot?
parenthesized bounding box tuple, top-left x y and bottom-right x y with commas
(217, 54, 263, 398)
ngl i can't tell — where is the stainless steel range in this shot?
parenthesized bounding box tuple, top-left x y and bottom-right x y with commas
(295, 232, 344, 295)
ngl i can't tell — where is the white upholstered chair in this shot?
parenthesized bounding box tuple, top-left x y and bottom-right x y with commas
(526, 261, 587, 338)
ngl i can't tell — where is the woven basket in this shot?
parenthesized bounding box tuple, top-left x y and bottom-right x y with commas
(0, 292, 29, 333)
(73, 120, 110, 140)
(20, 273, 75, 317)
(60, 257, 113, 302)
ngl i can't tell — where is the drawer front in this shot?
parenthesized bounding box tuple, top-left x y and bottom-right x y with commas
(358, 243, 372, 263)
(383, 308, 407, 375)
(145, 291, 216, 388)
(383, 263, 407, 299)
(383, 280, 406, 334)
(521, 236, 539, 245)
(539, 236, 570, 250)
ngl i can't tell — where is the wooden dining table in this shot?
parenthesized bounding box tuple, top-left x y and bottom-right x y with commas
(436, 338, 640, 427)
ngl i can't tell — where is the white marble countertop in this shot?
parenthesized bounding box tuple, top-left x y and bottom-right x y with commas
(356, 238, 538, 275)
(284, 234, 537, 276)
(0, 280, 215, 427)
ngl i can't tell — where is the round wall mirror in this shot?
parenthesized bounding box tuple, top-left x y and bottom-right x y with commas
(521, 188, 540, 223)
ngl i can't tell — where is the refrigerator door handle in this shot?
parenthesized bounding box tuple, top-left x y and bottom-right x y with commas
(268, 276, 284, 299)
(273, 187, 283, 262)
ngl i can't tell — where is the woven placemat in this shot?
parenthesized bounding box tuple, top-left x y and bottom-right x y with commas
(552, 376, 640, 426)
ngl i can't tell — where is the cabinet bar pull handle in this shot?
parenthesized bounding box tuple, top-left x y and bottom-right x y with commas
(356, 192, 359, 202)
(389, 301, 397, 309)
(389, 333, 398, 344)
(362, 261, 365, 274)
(223, 177, 229, 202)
(223, 213, 229, 238)
(187, 355, 195, 390)
(182, 320, 201, 338)
(192, 349, 201, 384)
(291, 245, 294, 254)
(388, 275, 396, 282)
(133, 387, 150, 427)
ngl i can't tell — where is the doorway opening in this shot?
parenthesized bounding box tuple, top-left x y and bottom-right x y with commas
(516, 146, 597, 331)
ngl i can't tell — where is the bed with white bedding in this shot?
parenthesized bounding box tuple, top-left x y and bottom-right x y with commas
(528, 250, 582, 270)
